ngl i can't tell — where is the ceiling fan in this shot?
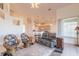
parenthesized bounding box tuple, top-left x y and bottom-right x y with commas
(31, 3, 40, 8)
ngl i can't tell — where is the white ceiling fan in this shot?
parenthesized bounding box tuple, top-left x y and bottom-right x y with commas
(31, 3, 40, 8)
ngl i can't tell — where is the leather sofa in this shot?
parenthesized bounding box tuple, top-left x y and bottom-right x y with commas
(37, 31, 56, 48)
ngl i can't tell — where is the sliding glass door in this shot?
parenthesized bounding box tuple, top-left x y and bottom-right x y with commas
(58, 17, 79, 44)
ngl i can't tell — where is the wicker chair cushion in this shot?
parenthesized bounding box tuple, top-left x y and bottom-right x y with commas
(4, 34, 17, 46)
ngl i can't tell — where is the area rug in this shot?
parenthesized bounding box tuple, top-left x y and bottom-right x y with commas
(14, 43, 55, 56)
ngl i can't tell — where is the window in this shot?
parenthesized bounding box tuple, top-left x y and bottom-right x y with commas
(60, 17, 79, 38)
(61, 22, 77, 38)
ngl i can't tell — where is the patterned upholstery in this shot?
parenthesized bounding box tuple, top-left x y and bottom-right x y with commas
(41, 31, 49, 39)
(20, 33, 30, 48)
(21, 33, 29, 43)
(38, 31, 56, 48)
(2, 34, 19, 56)
(4, 34, 17, 46)
(3, 34, 19, 49)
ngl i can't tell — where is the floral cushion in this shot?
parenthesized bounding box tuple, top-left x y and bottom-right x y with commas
(4, 34, 17, 46)
(21, 33, 29, 43)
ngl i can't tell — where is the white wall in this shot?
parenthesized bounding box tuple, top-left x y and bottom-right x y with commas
(56, 4, 79, 44)
(0, 16, 24, 44)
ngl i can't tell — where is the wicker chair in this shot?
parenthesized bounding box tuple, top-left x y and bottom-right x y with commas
(3, 34, 19, 55)
(21, 33, 30, 48)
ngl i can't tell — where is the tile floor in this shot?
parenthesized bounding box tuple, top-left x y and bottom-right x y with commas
(0, 43, 79, 56)
(61, 44, 79, 56)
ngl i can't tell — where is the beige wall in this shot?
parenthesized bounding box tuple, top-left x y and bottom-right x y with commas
(57, 4, 79, 19)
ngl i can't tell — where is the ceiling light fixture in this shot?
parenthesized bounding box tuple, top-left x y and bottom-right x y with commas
(31, 3, 40, 8)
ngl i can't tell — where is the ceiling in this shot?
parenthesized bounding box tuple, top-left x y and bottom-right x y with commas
(10, 3, 71, 17)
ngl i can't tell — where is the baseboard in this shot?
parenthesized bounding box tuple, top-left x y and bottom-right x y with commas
(64, 43, 76, 46)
